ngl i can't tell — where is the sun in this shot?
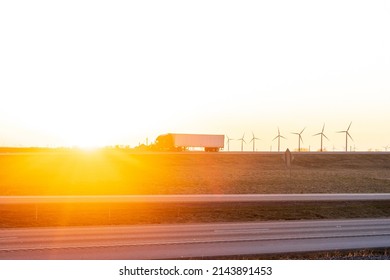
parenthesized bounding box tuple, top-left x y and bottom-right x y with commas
(60, 128, 113, 149)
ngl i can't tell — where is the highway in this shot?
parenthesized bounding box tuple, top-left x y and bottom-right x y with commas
(2, 193, 390, 204)
(1, 218, 390, 259)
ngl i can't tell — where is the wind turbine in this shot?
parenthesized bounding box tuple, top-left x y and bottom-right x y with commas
(313, 124, 329, 152)
(383, 145, 389, 152)
(249, 132, 261, 152)
(291, 127, 305, 152)
(225, 135, 234, 151)
(337, 122, 353, 152)
(238, 133, 246, 152)
(272, 127, 286, 152)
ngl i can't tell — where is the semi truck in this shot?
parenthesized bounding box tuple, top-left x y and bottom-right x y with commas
(155, 133, 224, 152)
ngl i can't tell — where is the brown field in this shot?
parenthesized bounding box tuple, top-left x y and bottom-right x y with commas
(1, 150, 390, 227)
(2, 201, 390, 228)
(1, 150, 390, 195)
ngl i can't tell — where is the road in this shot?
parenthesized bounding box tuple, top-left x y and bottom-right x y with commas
(2, 193, 390, 204)
(1, 218, 390, 259)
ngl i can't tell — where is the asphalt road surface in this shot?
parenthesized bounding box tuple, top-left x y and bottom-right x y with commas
(1, 218, 390, 259)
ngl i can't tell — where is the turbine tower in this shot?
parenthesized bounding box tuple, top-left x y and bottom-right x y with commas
(337, 122, 353, 152)
(272, 127, 286, 152)
(238, 133, 246, 152)
(249, 132, 261, 152)
(225, 135, 234, 151)
(313, 124, 329, 152)
(291, 127, 305, 152)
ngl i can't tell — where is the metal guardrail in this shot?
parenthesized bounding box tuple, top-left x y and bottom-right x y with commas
(1, 193, 390, 204)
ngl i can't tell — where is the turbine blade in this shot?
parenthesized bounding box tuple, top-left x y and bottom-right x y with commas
(301, 127, 306, 134)
(272, 136, 278, 141)
(347, 122, 352, 131)
(323, 134, 329, 140)
(313, 133, 321, 136)
(347, 132, 354, 142)
(322, 123, 325, 133)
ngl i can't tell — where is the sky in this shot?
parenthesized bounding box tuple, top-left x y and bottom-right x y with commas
(0, 0, 389, 151)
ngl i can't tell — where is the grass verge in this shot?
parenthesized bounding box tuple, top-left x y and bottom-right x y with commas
(190, 249, 390, 260)
(1, 201, 390, 228)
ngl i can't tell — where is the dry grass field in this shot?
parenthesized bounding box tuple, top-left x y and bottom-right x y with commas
(1, 150, 390, 195)
(1, 149, 390, 227)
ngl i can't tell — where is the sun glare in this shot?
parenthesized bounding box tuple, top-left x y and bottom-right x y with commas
(62, 133, 109, 149)
(77, 145, 100, 151)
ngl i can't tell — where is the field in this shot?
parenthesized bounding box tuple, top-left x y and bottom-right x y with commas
(1, 150, 390, 227)
(1, 150, 390, 195)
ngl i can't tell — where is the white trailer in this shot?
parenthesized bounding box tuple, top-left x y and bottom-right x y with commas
(156, 133, 224, 152)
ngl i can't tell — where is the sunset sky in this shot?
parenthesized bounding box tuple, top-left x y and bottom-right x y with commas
(1, 1, 389, 151)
